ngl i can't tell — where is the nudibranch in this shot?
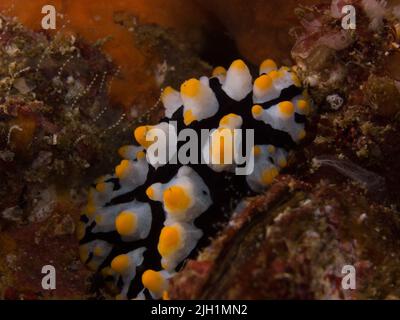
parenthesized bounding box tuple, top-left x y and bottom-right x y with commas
(78, 59, 312, 299)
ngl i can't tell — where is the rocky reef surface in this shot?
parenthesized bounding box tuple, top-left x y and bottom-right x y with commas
(170, 177, 400, 299)
(0, 14, 122, 299)
(1, 0, 400, 299)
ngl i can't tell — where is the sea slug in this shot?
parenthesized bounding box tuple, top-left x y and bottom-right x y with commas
(77, 58, 312, 299)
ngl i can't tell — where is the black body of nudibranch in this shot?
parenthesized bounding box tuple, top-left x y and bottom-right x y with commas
(77, 59, 312, 300)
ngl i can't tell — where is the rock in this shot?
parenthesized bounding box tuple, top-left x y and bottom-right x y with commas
(326, 94, 344, 111)
(28, 186, 57, 223)
(1, 206, 24, 223)
(0, 16, 120, 299)
(53, 214, 75, 237)
(170, 177, 400, 299)
(13, 78, 33, 95)
(364, 75, 400, 117)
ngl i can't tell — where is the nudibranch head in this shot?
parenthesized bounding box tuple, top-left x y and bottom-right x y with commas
(260, 59, 278, 75)
(78, 58, 313, 299)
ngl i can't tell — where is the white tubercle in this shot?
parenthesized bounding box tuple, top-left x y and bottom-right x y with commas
(252, 73, 281, 104)
(211, 66, 227, 84)
(268, 68, 301, 93)
(145, 122, 178, 169)
(141, 269, 174, 300)
(114, 157, 149, 194)
(146, 166, 212, 223)
(115, 201, 153, 241)
(253, 68, 300, 104)
(259, 59, 278, 75)
(199, 76, 210, 87)
(291, 93, 313, 116)
(161, 86, 182, 118)
(79, 240, 113, 271)
(110, 247, 146, 299)
(83, 179, 115, 224)
(117, 145, 145, 160)
(92, 200, 150, 235)
(202, 113, 243, 173)
(180, 78, 219, 126)
(222, 59, 253, 101)
(246, 145, 285, 192)
(157, 222, 203, 272)
(252, 102, 306, 143)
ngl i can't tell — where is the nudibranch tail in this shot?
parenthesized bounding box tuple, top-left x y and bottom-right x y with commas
(78, 58, 312, 299)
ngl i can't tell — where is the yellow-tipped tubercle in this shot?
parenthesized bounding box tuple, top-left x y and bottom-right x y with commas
(115, 211, 137, 236)
(261, 167, 279, 185)
(212, 66, 227, 77)
(181, 78, 201, 98)
(260, 59, 277, 72)
(111, 254, 130, 274)
(230, 59, 247, 70)
(115, 160, 131, 179)
(255, 74, 273, 91)
(278, 101, 295, 117)
(134, 125, 154, 149)
(163, 186, 191, 213)
(158, 225, 181, 257)
(252, 105, 264, 117)
(142, 270, 165, 294)
(183, 109, 197, 126)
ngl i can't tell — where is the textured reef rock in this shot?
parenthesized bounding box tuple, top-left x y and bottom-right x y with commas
(0, 15, 128, 299)
(292, 0, 400, 105)
(170, 177, 400, 299)
(169, 0, 400, 300)
(291, 0, 400, 206)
